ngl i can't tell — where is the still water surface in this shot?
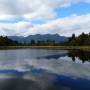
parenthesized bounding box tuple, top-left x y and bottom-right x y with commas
(0, 49, 90, 90)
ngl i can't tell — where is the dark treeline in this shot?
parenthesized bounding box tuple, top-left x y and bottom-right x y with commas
(27, 32, 90, 46)
(26, 33, 90, 46)
(26, 40, 56, 46)
(0, 36, 56, 46)
(0, 32, 90, 46)
(0, 36, 19, 46)
(67, 32, 90, 46)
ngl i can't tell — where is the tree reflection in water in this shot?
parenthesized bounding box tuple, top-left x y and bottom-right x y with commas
(68, 50, 90, 63)
(38, 49, 90, 63)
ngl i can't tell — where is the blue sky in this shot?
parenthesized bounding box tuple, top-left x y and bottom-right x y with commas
(55, 2, 90, 18)
(0, 0, 90, 36)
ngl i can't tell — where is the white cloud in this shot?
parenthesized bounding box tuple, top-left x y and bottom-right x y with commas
(21, 14, 90, 36)
(0, 0, 90, 36)
(0, 14, 90, 36)
(0, 0, 56, 20)
(0, 0, 90, 20)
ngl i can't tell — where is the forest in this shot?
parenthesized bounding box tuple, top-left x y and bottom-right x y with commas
(0, 36, 19, 46)
(67, 32, 90, 46)
(0, 32, 90, 46)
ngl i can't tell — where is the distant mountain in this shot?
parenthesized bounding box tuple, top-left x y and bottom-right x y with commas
(8, 34, 68, 43)
(8, 36, 25, 43)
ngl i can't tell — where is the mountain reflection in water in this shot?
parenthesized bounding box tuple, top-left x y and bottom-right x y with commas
(0, 49, 90, 90)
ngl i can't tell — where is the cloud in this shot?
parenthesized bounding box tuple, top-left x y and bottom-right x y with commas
(0, 0, 90, 36)
(0, 14, 90, 36)
(26, 14, 90, 36)
(0, 21, 33, 36)
(0, 0, 56, 20)
(0, 0, 90, 20)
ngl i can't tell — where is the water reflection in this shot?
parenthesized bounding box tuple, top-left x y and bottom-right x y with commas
(0, 68, 90, 90)
(38, 50, 90, 63)
(37, 53, 67, 59)
(68, 50, 90, 63)
(0, 49, 90, 90)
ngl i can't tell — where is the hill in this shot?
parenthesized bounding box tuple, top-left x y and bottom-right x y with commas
(8, 34, 68, 44)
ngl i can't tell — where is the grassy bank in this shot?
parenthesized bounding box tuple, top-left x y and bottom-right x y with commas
(0, 46, 90, 51)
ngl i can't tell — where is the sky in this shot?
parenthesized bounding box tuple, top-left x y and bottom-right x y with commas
(0, 0, 90, 36)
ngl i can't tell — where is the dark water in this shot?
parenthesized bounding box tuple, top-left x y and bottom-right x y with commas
(0, 49, 90, 90)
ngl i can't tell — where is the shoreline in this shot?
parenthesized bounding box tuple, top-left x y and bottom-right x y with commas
(0, 46, 90, 51)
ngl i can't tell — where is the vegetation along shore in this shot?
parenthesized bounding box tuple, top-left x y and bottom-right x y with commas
(0, 32, 90, 51)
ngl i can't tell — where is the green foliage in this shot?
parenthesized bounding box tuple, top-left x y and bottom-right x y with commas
(67, 32, 90, 46)
(0, 36, 19, 46)
(0, 32, 90, 46)
(28, 40, 56, 46)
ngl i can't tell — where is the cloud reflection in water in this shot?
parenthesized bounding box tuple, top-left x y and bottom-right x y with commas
(0, 49, 90, 90)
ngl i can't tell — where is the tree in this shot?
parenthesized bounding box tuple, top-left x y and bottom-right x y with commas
(30, 40, 35, 45)
(0, 36, 19, 46)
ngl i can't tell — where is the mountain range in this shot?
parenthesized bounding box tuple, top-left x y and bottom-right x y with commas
(8, 34, 68, 43)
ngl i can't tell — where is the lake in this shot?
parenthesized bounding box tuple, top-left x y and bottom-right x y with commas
(0, 49, 90, 90)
